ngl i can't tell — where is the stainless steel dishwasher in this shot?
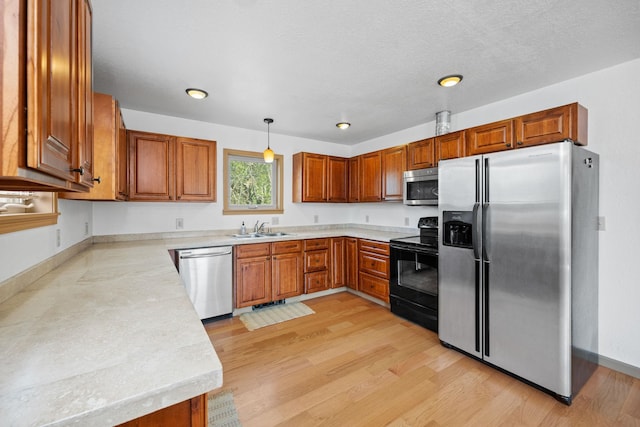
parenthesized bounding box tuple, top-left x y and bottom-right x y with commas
(177, 246, 233, 320)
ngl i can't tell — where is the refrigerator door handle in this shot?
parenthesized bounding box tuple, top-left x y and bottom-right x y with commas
(482, 203, 490, 262)
(475, 260, 481, 352)
(484, 261, 490, 357)
(472, 203, 481, 260)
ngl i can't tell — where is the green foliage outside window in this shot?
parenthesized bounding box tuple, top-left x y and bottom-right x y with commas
(229, 157, 274, 207)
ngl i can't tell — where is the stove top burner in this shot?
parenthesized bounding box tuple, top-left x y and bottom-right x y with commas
(390, 216, 439, 253)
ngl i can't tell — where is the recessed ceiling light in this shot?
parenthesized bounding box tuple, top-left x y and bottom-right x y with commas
(336, 122, 351, 130)
(185, 88, 208, 99)
(437, 75, 463, 87)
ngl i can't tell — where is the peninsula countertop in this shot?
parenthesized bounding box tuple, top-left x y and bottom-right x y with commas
(0, 226, 413, 426)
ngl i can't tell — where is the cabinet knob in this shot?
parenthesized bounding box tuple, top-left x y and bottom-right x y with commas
(517, 141, 523, 146)
(505, 143, 512, 148)
(93, 176, 102, 184)
(71, 167, 85, 175)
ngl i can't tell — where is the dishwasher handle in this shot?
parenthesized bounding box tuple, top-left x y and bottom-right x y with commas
(178, 248, 232, 259)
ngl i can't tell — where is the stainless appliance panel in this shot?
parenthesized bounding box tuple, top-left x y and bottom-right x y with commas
(482, 144, 572, 395)
(438, 155, 482, 358)
(403, 167, 438, 205)
(178, 246, 233, 320)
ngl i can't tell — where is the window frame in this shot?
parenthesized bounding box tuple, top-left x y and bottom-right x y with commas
(0, 193, 59, 234)
(222, 149, 284, 215)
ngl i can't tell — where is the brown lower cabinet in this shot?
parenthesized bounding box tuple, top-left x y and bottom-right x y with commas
(304, 238, 331, 293)
(345, 238, 359, 290)
(235, 241, 303, 308)
(358, 239, 390, 302)
(116, 394, 207, 427)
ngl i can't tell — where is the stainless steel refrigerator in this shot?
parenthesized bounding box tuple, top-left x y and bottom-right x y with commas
(438, 141, 599, 404)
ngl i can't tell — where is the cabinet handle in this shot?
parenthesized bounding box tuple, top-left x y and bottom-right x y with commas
(93, 176, 102, 184)
(517, 141, 523, 146)
(71, 167, 85, 175)
(505, 143, 511, 148)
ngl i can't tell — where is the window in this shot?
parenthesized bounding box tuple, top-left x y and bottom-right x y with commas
(0, 191, 59, 234)
(223, 149, 283, 214)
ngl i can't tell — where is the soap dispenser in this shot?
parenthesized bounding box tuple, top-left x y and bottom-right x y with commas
(240, 221, 246, 235)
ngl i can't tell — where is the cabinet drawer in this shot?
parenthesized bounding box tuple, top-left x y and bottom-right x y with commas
(358, 239, 389, 256)
(235, 243, 271, 259)
(272, 240, 303, 255)
(305, 270, 330, 293)
(304, 238, 329, 251)
(359, 252, 389, 278)
(305, 249, 329, 272)
(359, 272, 389, 302)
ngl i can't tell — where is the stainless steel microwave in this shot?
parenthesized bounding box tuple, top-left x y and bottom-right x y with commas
(403, 167, 438, 205)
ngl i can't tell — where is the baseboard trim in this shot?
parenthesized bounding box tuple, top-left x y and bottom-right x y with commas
(599, 355, 640, 379)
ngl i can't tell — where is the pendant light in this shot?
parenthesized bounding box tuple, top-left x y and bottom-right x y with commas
(263, 118, 275, 163)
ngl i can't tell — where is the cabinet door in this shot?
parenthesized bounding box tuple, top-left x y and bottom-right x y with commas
(27, 0, 77, 182)
(382, 145, 407, 201)
(466, 119, 514, 156)
(116, 102, 128, 200)
(272, 252, 303, 299)
(304, 249, 329, 273)
(345, 238, 359, 290)
(235, 256, 272, 308)
(407, 138, 435, 170)
(303, 153, 327, 202)
(435, 131, 465, 163)
(515, 103, 588, 147)
(359, 151, 382, 202)
(348, 156, 360, 202)
(176, 137, 216, 202)
(359, 272, 389, 302)
(331, 237, 345, 288)
(128, 130, 175, 201)
(74, 0, 93, 188)
(327, 156, 348, 202)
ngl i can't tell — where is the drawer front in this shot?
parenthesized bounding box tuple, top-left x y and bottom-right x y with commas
(304, 238, 329, 251)
(305, 270, 330, 293)
(235, 243, 271, 259)
(305, 249, 329, 272)
(272, 240, 303, 255)
(358, 239, 389, 256)
(359, 272, 389, 302)
(359, 252, 389, 278)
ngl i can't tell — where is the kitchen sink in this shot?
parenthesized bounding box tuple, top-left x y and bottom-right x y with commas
(231, 232, 291, 239)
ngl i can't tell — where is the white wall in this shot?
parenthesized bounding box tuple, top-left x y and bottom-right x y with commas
(0, 199, 92, 282)
(1, 58, 639, 370)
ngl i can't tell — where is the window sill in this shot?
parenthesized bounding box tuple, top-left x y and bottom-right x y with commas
(0, 212, 60, 234)
(223, 208, 284, 215)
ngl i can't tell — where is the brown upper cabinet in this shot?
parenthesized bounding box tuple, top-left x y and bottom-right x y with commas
(407, 138, 435, 170)
(466, 119, 514, 156)
(1, 0, 94, 192)
(436, 131, 466, 163)
(467, 103, 587, 156)
(348, 156, 361, 203)
(381, 145, 407, 201)
(61, 93, 128, 201)
(292, 153, 348, 202)
(128, 130, 216, 202)
(515, 103, 587, 147)
(359, 151, 383, 202)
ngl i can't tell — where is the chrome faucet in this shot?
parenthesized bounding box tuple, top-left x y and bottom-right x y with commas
(257, 222, 268, 233)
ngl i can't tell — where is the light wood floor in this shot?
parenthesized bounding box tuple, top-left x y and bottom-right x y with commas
(205, 293, 640, 426)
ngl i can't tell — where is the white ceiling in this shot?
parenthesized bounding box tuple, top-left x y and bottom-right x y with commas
(91, 0, 640, 145)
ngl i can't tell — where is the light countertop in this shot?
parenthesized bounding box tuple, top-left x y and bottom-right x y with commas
(0, 226, 412, 426)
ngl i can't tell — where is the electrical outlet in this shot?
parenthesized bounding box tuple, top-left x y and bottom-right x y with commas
(176, 218, 184, 230)
(365, 215, 369, 223)
(56, 229, 61, 247)
(404, 217, 410, 226)
(84, 222, 89, 236)
(271, 217, 279, 225)
(597, 216, 605, 231)
(313, 215, 319, 224)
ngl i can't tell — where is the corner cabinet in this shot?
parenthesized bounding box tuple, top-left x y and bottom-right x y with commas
(128, 130, 216, 202)
(1, 0, 94, 192)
